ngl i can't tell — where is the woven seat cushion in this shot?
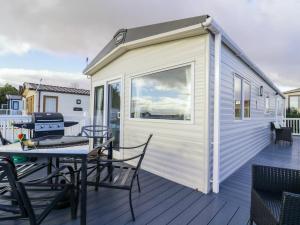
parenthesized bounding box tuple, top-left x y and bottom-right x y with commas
(257, 190, 282, 222)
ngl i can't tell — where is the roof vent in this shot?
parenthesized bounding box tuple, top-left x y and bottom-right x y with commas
(113, 29, 127, 45)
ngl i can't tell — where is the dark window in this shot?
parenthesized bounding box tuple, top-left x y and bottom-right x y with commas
(12, 101, 19, 110)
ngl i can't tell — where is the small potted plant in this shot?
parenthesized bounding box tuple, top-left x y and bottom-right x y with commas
(15, 133, 28, 162)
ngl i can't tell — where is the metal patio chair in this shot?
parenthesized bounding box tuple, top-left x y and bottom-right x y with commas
(0, 157, 77, 225)
(58, 125, 112, 170)
(249, 165, 300, 225)
(87, 134, 153, 221)
(271, 122, 293, 144)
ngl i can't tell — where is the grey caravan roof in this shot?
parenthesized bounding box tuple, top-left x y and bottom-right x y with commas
(83, 15, 284, 98)
(83, 15, 209, 73)
(23, 82, 90, 96)
(6, 95, 22, 100)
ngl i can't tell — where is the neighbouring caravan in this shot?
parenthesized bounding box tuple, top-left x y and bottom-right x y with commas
(20, 82, 90, 117)
(83, 15, 284, 193)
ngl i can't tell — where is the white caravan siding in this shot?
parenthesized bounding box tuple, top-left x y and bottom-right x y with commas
(40, 91, 89, 117)
(91, 34, 211, 193)
(218, 43, 282, 182)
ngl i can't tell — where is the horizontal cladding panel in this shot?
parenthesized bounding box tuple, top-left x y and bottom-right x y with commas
(92, 35, 210, 192)
(219, 43, 280, 182)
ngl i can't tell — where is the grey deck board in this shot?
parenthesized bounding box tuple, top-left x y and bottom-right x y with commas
(4, 137, 300, 225)
(147, 191, 204, 225)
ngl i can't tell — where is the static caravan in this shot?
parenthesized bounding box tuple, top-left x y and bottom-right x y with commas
(84, 15, 284, 193)
(284, 88, 300, 114)
(20, 82, 90, 117)
(4, 95, 23, 115)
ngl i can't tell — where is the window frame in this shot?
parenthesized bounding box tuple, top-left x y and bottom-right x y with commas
(43, 95, 58, 113)
(233, 73, 251, 121)
(12, 101, 19, 110)
(243, 80, 251, 119)
(288, 95, 300, 112)
(264, 94, 271, 114)
(129, 62, 195, 124)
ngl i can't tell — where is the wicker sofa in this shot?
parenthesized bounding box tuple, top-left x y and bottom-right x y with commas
(250, 165, 300, 225)
(271, 122, 293, 144)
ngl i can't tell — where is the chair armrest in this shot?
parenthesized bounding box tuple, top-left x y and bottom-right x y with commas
(252, 165, 300, 193)
(279, 192, 300, 225)
(98, 154, 143, 163)
(24, 165, 75, 185)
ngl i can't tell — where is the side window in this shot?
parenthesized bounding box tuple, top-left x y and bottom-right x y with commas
(234, 75, 251, 120)
(243, 81, 251, 118)
(234, 76, 242, 120)
(265, 95, 270, 114)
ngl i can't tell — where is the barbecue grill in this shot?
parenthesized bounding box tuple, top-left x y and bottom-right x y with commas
(13, 112, 78, 138)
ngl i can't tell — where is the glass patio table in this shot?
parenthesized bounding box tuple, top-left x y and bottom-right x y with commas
(0, 135, 113, 225)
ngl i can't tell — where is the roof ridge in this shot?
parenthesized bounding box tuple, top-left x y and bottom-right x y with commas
(25, 82, 89, 91)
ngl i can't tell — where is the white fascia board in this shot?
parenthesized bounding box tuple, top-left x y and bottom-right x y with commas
(85, 24, 207, 75)
(203, 18, 284, 99)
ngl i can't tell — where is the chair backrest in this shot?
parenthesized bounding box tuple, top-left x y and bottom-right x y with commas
(129, 134, 153, 184)
(252, 165, 300, 194)
(0, 157, 27, 219)
(80, 125, 111, 137)
(271, 122, 281, 130)
(80, 125, 112, 147)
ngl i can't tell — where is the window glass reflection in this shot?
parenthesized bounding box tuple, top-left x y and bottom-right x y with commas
(131, 65, 192, 121)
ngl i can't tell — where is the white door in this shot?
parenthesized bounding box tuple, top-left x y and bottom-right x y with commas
(44, 96, 58, 112)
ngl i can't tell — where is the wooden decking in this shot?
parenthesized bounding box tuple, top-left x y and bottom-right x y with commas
(6, 137, 300, 225)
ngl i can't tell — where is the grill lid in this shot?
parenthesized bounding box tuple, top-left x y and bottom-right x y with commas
(32, 112, 64, 123)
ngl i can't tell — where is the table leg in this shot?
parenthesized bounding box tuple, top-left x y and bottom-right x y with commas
(47, 157, 52, 175)
(80, 156, 87, 225)
(108, 141, 113, 182)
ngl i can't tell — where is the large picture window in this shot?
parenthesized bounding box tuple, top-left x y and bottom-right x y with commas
(130, 65, 192, 121)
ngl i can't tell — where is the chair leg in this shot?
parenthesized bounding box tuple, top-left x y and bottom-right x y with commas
(75, 172, 81, 214)
(17, 183, 37, 225)
(248, 218, 254, 225)
(129, 189, 135, 221)
(70, 187, 77, 219)
(95, 162, 100, 191)
(137, 174, 141, 193)
(74, 160, 78, 171)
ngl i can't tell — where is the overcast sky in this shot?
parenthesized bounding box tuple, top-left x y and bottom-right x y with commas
(0, 0, 299, 91)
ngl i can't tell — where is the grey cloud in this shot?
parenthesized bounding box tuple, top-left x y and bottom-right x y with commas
(0, 0, 299, 90)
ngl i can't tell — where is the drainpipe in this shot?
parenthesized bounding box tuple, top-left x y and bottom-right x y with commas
(202, 17, 222, 193)
(38, 90, 41, 112)
(212, 33, 222, 193)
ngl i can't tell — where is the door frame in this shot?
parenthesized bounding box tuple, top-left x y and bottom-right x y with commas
(43, 95, 58, 112)
(92, 75, 124, 156)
